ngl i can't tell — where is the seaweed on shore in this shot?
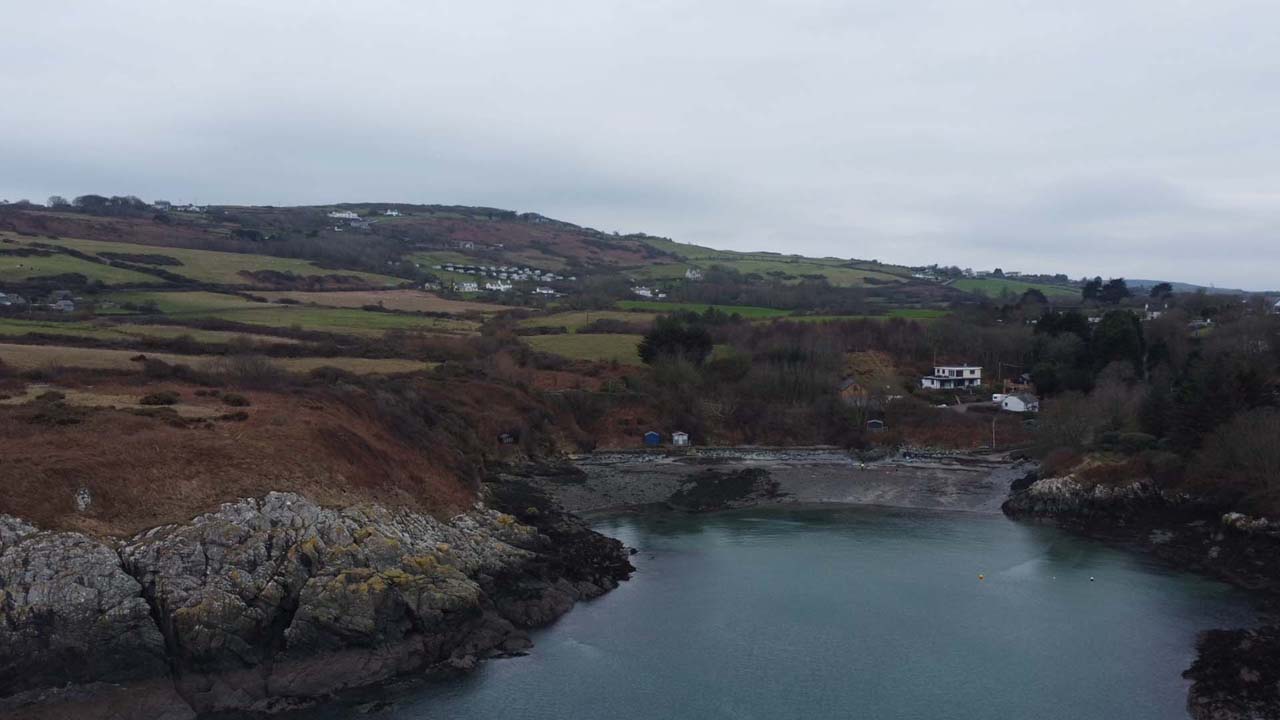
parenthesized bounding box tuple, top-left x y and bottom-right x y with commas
(667, 468, 779, 512)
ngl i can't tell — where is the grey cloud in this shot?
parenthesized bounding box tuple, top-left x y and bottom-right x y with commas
(1, 0, 1278, 289)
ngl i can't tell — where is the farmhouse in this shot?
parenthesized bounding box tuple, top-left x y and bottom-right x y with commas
(920, 364, 982, 390)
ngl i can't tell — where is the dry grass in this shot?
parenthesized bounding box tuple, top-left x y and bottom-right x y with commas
(0, 383, 222, 417)
(0, 343, 432, 375)
(257, 289, 508, 315)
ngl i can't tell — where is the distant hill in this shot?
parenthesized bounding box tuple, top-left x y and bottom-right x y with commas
(1126, 279, 1259, 295)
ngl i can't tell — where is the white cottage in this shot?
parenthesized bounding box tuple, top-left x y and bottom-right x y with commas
(1001, 394, 1040, 413)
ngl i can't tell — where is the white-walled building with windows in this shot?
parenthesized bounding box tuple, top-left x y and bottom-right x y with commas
(920, 365, 982, 390)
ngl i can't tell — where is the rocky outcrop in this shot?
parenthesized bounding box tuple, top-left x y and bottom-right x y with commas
(0, 490, 632, 719)
(1185, 626, 1280, 720)
(0, 517, 192, 719)
(1001, 474, 1171, 519)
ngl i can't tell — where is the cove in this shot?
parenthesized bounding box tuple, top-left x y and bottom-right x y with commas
(314, 506, 1256, 720)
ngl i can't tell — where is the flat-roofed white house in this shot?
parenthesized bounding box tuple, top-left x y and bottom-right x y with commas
(920, 365, 982, 390)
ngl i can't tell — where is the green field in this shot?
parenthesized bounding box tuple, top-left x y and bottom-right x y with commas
(101, 291, 477, 336)
(952, 278, 1079, 300)
(631, 238, 911, 287)
(526, 333, 644, 365)
(779, 308, 951, 323)
(22, 236, 403, 287)
(0, 250, 163, 285)
(616, 300, 792, 319)
(0, 318, 298, 346)
(520, 310, 659, 331)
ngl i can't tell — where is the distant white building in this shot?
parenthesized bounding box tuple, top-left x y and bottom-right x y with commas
(327, 210, 359, 220)
(534, 286, 557, 295)
(1272, 299, 1280, 315)
(632, 286, 656, 298)
(485, 280, 512, 292)
(921, 365, 982, 390)
(672, 431, 690, 447)
(685, 268, 704, 281)
(382, 209, 401, 216)
(1000, 394, 1040, 413)
(455, 281, 479, 293)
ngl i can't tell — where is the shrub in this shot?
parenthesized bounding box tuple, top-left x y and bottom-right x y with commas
(140, 391, 180, 406)
(221, 392, 251, 407)
(1041, 447, 1082, 477)
(206, 354, 286, 389)
(217, 411, 250, 422)
(35, 390, 66, 402)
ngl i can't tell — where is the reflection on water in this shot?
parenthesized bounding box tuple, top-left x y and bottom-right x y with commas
(311, 506, 1257, 720)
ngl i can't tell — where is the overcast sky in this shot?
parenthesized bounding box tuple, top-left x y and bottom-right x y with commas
(3, 1, 1277, 289)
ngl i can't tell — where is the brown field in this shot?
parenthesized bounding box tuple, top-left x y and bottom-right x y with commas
(0, 380, 475, 536)
(0, 343, 432, 375)
(256, 289, 508, 315)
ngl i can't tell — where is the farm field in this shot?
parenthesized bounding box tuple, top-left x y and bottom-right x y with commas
(256, 289, 506, 315)
(526, 333, 644, 365)
(631, 237, 911, 286)
(616, 300, 792, 319)
(778, 308, 950, 323)
(952, 278, 1078, 300)
(16, 235, 403, 286)
(101, 291, 479, 336)
(0, 248, 164, 285)
(0, 342, 431, 375)
(0, 319, 298, 346)
(519, 310, 658, 331)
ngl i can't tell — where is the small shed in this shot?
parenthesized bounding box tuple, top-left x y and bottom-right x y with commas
(866, 419, 886, 432)
(671, 431, 690, 447)
(643, 431, 661, 447)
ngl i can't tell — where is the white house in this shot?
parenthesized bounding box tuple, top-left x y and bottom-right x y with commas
(1001, 394, 1040, 413)
(328, 210, 359, 220)
(455, 281, 479, 293)
(672, 431, 690, 447)
(685, 268, 704, 281)
(1272, 299, 1280, 315)
(632, 286, 656, 298)
(484, 280, 512, 292)
(534, 286, 557, 296)
(382, 209, 401, 216)
(920, 365, 982, 390)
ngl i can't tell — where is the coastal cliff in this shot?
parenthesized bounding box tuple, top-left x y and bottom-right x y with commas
(0, 484, 632, 719)
(1004, 472, 1280, 720)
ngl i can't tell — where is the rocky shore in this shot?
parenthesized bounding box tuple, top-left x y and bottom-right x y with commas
(0, 481, 632, 719)
(1003, 472, 1280, 720)
(537, 448, 1029, 515)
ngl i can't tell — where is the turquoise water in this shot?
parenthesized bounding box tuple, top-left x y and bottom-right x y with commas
(326, 507, 1256, 719)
